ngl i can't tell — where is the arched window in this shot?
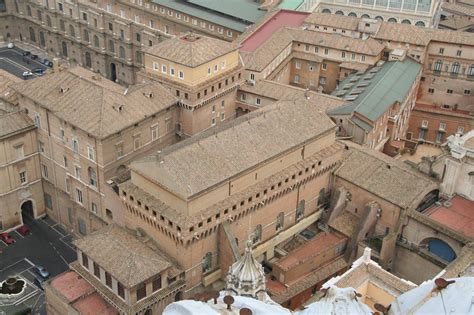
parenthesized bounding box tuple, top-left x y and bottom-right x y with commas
(321, 8, 331, 13)
(108, 39, 115, 53)
(69, 25, 75, 37)
(46, 15, 52, 27)
(348, 12, 357, 17)
(85, 51, 92, 68)
(451, 62, 460, 75)
(72, 139, 78, 153)
(26, 5, 31, 16)
(29, 27, 36, 42)
(361, 14, 370, 18)
(93, 35, 100, 48)
(415, 21, 426, 27)
(375, 16, 383, 21)
(296, 200, 305, 222)
(135, 51, 142, 64)
(253, 224, 262, 244)
(61, 41, 68, 57)
(276, 212, 284, 231)
(387, 17, 397, 22)
(202, 252, 212, 273)
(83, 29, 89, 42)
(401, 19, 411, 24)
(434, 59, 443, 72)
(119, 46, 125, 59)
(468, 65, 474, 77)
(335, 10, 344, 15)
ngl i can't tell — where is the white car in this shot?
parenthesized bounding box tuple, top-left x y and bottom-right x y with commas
(22, 71, 33, 78)
(7, 42, 14, 49)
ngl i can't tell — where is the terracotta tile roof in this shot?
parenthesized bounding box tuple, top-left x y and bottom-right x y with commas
(439, 15, 474, 30)
(10, 67, 177, 139)
(424, 195, 474, 239)
(239, 80, 346, 107)
(335, 142, 438, 209)
(0, 111, 35, 139)
(424, 27, 474, 45)
(0, 69, 21, 104)
(131, 98, 336, 200)
(329, 211, 359, 237)
(304, 12, 360, 31)
(373, 22, 430, 46)
(274, 232, 347, 271)
(72, 292, 118, 315)
(74, 225, 172, 287)
(50, 271, 95, 302)
(442, 2, 474, 16)
(145, 33, 238, 67)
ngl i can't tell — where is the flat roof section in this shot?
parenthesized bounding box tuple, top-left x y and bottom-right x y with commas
(240, 10, 309, 52)
(50, 271, 95, 302)
(424, 195, 474, 238)
(72, 292, 117, 315)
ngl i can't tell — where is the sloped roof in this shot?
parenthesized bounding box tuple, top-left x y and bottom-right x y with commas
(304, 12, 360, 31)
(185, 0, 265, 24)
(335, 143, 438, 209)
(74, 225, 171, 287)
(131, 98, 336, 199)
(10, 67, 177, 139)
(145, 33, 237, 67)
(0, 111, 35, 139)
(329, 58, 421, 122)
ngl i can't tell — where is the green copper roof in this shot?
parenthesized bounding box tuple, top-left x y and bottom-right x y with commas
(152, 0, 259, 32)
(279, 0, 305, 9)
(329, 58, 421, 122)
(351, 116, 373, 132)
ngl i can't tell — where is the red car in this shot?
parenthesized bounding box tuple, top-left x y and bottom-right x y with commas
(0, 232, 15, 245)
(17, 225, 30, 236)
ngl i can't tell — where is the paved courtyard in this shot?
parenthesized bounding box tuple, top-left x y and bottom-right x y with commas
(0, 216, 76, 315)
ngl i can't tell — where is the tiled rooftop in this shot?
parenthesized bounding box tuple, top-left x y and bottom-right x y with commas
(50, 271, 95, 302)
(72, 292, 118, 315)
(424, 195, 474, 239)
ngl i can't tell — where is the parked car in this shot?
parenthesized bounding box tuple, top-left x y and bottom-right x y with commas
(33, 265, 50, 279)
(34, 277, 44, 290)
(32, 68, 45, 76)
(43, 59, 53, 67)
(22, 51, 31, 56)
(22, 71, 33, 79)
(7, 42, 14, 49)
(16, 225, 30, 236)
(30, 54, 38, 60)
(0, 232, 15, 245)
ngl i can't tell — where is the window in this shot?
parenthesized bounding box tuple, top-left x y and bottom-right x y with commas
(93, 262, 100, 278)
(106, 209, 113, 219)
(108, 40, 115, 53)
(41, 164, 48, 179)
(75, 188, 83, 205)
(202, 252, 212, 273)
(456, 50, 461, 57)
(296, 200, 305, 222)
(105, 272, 112, 288)
(63, 156, 68, 167)
(162, 65, 167, 73)
(59, 20, 65, 32)
(91, 202, 97, 214)
(82, 253, 88, 268)
(211, 105, 216, 113)
(133, 135, 141, 150)
(324, 48, 329, 55)
(322, 63, 328, 70)
(421, 120, 428, 128)
(119, 46, 125, 59)
(342, 51, 346, 58)
(464, 89, 471, 95)
(19, 171, 27, 184)
(221, 100, 225, 109)
(227, 30, 233, 37)
(428, 88, 434, 94)
(151, 125, 159, 141)
(34, 113, 41, 128)
(439, 122, 446, 131)
(83, 30, 90, 42)
(136, 282, 146, 300)
(436, 131, 444, 143)
(451, 62, 460, 75)
(276, 212, 284, 231)
(69, 25, 75, 37)
(82, 12, 87, 21)
(58, 2, 63, 11)
(170, 68, 175, 76)
(72, 139, 79, 154)
(220, 112, 225, 121)
(447, 89, 453, 94)
(87, 146, 95, 161)
(75, 165, 81, 179)
(117, 282, 125, 299)
(295, 61, 301, 69)
(179, 71, 184, 79)
(153, 62, 159, 71)
(15, 145, 24, 160)
(294, 75, 300, 83)
(457, 126, 464, 135)
(319, 76, 326, 85)
(152, 275, 162, 291)
(136, 33, 141, 42)
(65, 178, 70, 193)
(439, 48, 444, 54)
(44, 193, 53, 209)
(211, 118, 216, 126)
(361, 55, 366, 61)
(256, 97, 261, 106)
(351, 53, 356, 60)
(434, 59, 442, 72)
(94, 35, 100, 48)
(89, 167, 97, 187)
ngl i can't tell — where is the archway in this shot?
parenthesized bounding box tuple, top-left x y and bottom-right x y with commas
(21, 200, 34, 222)
(110, 62, 117, 82)
(421, 238, 456, 262)
(175, 291, 183, 301)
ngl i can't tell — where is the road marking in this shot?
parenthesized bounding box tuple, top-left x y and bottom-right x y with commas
(49, 241, 69, 266)
(52, 226, 66, 237)
(0, 258, 28, 273)
(60, 236, 75, 251)
(24, 257, 35, 267)
(14, 230, 24, 239)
